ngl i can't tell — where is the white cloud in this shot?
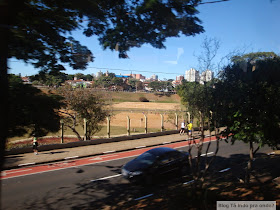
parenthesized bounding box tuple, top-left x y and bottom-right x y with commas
(164, 47, 184, 65)
(164, 60, 178, 64)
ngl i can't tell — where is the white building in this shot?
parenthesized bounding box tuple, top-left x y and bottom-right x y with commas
(151, 74, 158, 81)
(200, 69, 214, 83)
(185, 68, 200, 82)
(96, 71, 103, 78)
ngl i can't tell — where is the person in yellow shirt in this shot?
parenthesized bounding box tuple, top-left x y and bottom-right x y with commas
(187, 121, 193, 136)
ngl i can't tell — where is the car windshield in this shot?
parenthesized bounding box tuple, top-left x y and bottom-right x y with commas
(135, 152, 157, 165)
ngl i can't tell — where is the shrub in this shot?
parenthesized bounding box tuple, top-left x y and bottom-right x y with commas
(139, 97, 149, 102)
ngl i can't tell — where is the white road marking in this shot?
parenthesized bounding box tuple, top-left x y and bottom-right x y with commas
(4, 169, 32, 175)
(18, 163, 35, 167)
(267, 152, 275, 155)
(134, 194, 154, 201)
(103, 150, 116, 154)
(183, 180, 194, 185)
(219, 168, 231, 173)
(195, 152, 214, 158)
(64, 156, 79, 160)
(90, 157, 103, 161)
(162, 142, 171, 144)
(102, 154, 118, 158)
(135, 146, 146, 149)
(90, 174, 122, 182)
(174, 139, 218, 149)
(90, 154, 118, 161)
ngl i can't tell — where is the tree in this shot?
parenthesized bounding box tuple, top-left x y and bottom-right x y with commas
(176, 37, 222, 193)
(8, 74, 63, 137)
(74, 73, 86, 80)
(84, 74, 93, 81)
(112, 77, 124, 87)
(30, 72, 68, 87)
(57, 88, 109, 141)
(176, 80, 220, 192)
(214, 52, 280, 184)
(136, 81, 144, 91)
(1, 0, 204, 204)
(194, 36, 220, 72)
(94, 75, 113, 88)
(148, 81, 163, 91)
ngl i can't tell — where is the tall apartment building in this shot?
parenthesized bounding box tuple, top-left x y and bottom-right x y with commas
(185, 68, 200, 82)
(176, 75, 184, 82)
(200, 69, 214, 83)
(151, 74, 158, 81)
(96, 71, 103, 78)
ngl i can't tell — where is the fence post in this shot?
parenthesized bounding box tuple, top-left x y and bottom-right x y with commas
(127, 116, 130, 136)
(175, 113, 178, 130)
(60, 119, 64, 143)
(209, 111, 213, 137)
(83, 118, 87, 141)
(161, 114, 164, 132)
(187, 112, 190, 123)
(144, 114, 148, 134)
(107, 116, 110, 138)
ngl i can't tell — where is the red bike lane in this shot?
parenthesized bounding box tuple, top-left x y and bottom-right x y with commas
(1, 135, 219, 179)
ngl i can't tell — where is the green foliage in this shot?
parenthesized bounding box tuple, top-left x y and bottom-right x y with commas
(57, 88, 109, 140)
(148, 80, 174, 92)
(215, 53, 280, 148)
(9, 0, 203, 72)
(231, 52, 278, 64)
(176, 81, 214, 119)
(8, 75, 63, 137)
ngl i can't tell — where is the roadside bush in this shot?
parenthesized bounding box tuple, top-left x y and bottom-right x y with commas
(139, 97, 149, 102)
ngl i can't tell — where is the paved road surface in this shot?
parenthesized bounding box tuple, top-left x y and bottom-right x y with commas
(2, 140, 273, 210)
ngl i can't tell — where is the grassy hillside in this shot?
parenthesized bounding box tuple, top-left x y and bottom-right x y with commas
(103, 91, 181, 103)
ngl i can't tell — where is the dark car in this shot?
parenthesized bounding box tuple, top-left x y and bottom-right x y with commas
(121, 147, 189, 183)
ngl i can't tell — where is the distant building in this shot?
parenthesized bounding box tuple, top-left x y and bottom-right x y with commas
(65, 79, 93, 88)
(176, 75, 184, 82)
(96, 71, 103, 78)
(185, 68, 199, 82)
(200, 69, 214, 83)
(21, 76, 31, 84)
(151, 74, 158, 81)
(172, 75, 184, 87)
(135, 74, 145, 80)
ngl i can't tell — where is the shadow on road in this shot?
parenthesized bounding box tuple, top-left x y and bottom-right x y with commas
(14, 152, 279, 209)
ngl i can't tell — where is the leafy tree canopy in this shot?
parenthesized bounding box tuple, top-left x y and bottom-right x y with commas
(217, 53, 280, 148)
(8, 74, 63, 137)
(57, 87, 109, 140)
(8, 0, 204, 73)
(214, 52, 280, 183)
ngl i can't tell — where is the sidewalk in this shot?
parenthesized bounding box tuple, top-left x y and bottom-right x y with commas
(4, 133, 201, 170)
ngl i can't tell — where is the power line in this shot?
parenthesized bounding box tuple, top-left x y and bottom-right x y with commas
(87, 66, 184, 75)
(9, 60, 185, 76)
(199, 0, 230, 5)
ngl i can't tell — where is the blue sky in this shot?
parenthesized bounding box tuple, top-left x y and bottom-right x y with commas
(9, 0, 280, 80)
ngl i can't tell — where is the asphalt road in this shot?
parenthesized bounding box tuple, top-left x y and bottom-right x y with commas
(2, 140, 273, 210)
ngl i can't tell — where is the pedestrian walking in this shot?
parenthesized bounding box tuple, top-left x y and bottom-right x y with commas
(179, 120, 186, 135)
(32, 136, 39, 155)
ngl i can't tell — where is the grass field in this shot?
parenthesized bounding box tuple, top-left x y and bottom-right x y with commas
(8, 91, 187, 147)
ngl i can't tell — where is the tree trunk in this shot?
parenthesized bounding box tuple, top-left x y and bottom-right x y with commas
(0, 1, 9, 207)
(67, 125, 83, 141)
(245, 140, 254, 184)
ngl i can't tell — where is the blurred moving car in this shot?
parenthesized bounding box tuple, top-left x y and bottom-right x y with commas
(121, 147, 189, 183)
